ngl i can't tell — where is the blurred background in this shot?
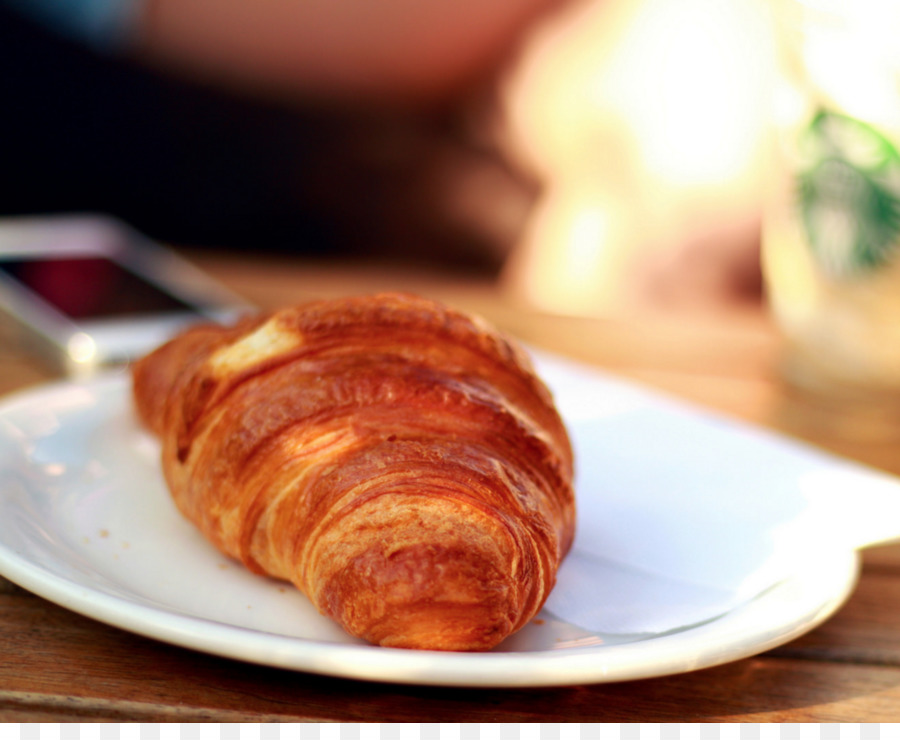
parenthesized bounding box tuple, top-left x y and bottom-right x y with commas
(500, 0, 775, 316)
(0, 0, 777, 315)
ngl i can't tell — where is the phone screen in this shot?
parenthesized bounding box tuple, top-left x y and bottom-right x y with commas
(0, 256, 195, 319)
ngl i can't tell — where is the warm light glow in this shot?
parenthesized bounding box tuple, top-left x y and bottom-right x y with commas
(514, 184, 638, 315)
(800, 0, 900, 134)
(603, 0, 772, 186)
(67, 332, 97, 365)
(499, 0, 775, 315)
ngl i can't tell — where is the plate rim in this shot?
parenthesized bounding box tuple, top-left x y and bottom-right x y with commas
(0, 371, 863, 688)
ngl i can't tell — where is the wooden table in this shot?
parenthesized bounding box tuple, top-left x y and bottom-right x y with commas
(3, 252, 900, 722)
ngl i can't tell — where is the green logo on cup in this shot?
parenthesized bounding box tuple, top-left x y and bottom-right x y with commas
(797, 110, 900, 277)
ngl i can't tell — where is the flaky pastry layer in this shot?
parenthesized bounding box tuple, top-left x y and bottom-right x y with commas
(132, 292, 575, 650)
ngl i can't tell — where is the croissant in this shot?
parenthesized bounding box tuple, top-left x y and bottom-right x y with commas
(132, 292, 575, 651)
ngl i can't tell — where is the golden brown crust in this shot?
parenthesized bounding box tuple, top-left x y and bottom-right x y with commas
(132, 292, 575, 650)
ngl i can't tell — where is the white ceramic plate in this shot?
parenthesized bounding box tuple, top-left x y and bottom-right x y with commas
(0, 366, 862, 687)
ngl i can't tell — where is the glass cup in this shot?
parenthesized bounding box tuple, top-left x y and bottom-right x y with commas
(763, 0, 900, 435)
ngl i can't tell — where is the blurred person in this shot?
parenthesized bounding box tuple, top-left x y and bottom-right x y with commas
(3, 0, 566, 103)
(0, 0, 563, 271)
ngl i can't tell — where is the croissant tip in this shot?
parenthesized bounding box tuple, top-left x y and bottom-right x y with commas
(354, 597, 517, 652)
(317, 535, 542, 651)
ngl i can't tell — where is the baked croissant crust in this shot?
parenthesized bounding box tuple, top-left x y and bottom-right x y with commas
(132, 292, 575, 651)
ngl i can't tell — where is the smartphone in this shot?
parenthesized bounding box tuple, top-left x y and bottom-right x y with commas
(0, 214, 254, 376)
